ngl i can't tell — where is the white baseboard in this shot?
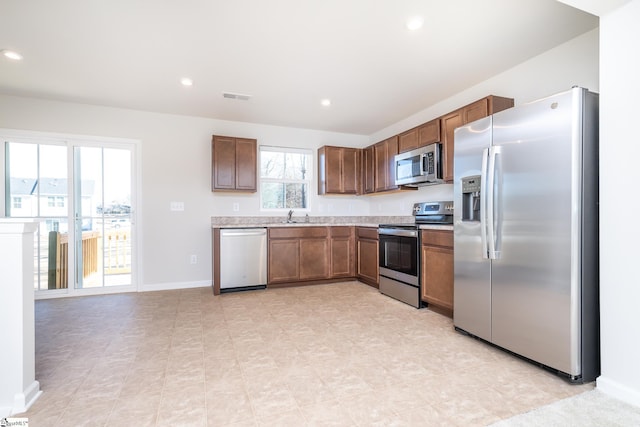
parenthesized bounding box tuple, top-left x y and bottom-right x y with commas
(2, 380, 42, 417)
(139, 280, 211, 292)
(597, 375, 640, 408)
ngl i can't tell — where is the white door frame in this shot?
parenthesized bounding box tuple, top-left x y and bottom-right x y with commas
(0, 128, 142, 299)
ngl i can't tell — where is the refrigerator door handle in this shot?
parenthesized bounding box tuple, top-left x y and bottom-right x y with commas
(480, 148, 490, 259)
(487, 146, 501, 260)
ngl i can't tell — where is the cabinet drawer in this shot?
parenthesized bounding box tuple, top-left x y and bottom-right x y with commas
(330, 226, 353, 238)
(421, 230, 453, 248)
(269, 227, 328, 239)
(357, 227, 378, 240)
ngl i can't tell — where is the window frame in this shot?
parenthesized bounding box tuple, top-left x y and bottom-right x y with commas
(259, 145, 313, 212)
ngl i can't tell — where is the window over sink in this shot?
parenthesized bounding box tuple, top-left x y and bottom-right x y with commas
(260, 146, 312, 210)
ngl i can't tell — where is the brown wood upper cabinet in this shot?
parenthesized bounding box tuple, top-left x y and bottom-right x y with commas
(211, 135, 257, 192)
(318, 146, 360, 195)
(374, 136, 399, 192)
(440, 96, 514, 183)
(398, 118, 441, 154)
(362, 145, 375, 194)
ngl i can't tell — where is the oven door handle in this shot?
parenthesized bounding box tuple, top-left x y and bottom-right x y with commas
(378, 229, 418, 238)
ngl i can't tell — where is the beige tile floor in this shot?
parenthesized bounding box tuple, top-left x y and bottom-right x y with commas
(19, 281, 593, 426)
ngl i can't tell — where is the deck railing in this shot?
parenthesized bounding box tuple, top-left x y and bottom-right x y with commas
(48, 230, 130, 288)
(105, 231, 130, 274)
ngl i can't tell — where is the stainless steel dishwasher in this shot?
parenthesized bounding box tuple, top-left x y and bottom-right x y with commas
(219, 228, 267, 292)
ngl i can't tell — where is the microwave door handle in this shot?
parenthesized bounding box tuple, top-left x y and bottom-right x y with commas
(420, 153, 428, 176)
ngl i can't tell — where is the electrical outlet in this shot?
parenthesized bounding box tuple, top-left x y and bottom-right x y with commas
(233, 203, 239, 212)
(190, 255, 197, 264)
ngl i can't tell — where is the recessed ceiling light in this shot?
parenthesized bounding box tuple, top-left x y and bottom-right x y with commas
(406, 16, 424, 31)
(180, 77, 193, 86)
(320, 99, 331, 107)
(1, 49, 23, 61)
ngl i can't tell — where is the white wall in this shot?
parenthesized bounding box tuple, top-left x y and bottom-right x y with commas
(0, 97, 368, 289)
(367, 28, 599, 215)
(0, 27, 599, 290)
(595, 0, 640, 406)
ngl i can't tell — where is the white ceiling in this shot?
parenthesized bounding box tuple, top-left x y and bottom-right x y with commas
(0, 0, 597, 135)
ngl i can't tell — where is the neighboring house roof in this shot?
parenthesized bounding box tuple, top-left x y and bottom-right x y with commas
(9, 178, 37, 196)
(9, 177, 95, 197)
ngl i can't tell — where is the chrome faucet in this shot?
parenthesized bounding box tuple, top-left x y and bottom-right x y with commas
(287, 209, 294, 223)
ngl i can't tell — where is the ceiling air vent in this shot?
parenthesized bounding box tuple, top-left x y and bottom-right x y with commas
(222, 92, 252, 101)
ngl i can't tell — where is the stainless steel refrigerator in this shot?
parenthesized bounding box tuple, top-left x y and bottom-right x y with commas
(453, 87, 600, 383)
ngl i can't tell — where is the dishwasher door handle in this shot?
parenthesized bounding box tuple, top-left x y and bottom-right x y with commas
(220, 228, 267, 237)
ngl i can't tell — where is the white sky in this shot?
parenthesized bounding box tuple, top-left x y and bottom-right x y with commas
(8, 142, 131, 206)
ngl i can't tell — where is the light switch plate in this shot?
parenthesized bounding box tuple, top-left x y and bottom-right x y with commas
(170, 201, 185, 211)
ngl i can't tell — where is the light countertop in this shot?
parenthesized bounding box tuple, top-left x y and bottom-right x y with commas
(211, 216, 453, 231)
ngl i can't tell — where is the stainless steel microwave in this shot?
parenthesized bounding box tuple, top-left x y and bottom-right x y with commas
(394, 143, 443, 186)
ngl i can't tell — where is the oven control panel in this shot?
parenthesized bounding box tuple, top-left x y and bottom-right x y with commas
(413, 201, 453, 216)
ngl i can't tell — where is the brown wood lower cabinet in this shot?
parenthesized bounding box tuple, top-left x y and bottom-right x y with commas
(268, 239, 300, 283)
(330, 227, 355, 278)
(356, 227, 379, 287)
(267, 226, 363, 286)
(420, 229, 453, 314)
(300, 238, 329, 280)
(268, 227, 329, 284)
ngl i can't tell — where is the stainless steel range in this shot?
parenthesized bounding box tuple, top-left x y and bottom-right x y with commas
(378, 201, 453, 308)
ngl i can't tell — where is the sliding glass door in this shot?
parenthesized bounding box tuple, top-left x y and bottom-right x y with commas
(73, 146, 133, 288)
(4, 136, 136, 295)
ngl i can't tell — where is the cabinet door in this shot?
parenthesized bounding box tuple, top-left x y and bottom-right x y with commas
(386, 136, 398, 191)
(363, 146, 375, 194)
(399, 119, 441, 154)
(357, 238, 379, 286)
(299, 238, 329, 280)
(421, 245, 454, 310)
(235, 138, 257, 191)
(212, 136, 236, 190)
(342, 148, 359, 194)
(268, 239, 299, 283)
(419, 119, 441, 146)
(374, 137, 398, 192)
(398, 128, 419, 153)
(330, 227, 355, 278)
(463, 99, 489, 124)
(323, 146, 343, 193)
(441, 110, 464, 183)
(374, 141, 388, 192)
